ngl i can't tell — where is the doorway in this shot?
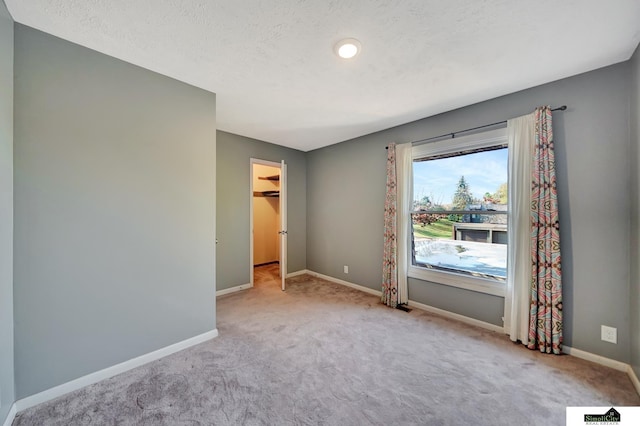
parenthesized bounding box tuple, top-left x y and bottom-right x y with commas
(250, 159, 287, 290)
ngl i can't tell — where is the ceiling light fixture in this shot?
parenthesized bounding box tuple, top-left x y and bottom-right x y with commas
(334, 38, 361, 59)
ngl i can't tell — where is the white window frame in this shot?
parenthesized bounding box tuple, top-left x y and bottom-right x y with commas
(408, 128, 508, 297)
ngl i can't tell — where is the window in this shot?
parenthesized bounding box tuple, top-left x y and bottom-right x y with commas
(408, 129, 508, 296)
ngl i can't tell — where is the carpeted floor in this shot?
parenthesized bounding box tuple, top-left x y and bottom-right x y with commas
(14, 273, 639, 425)
(253, 263, 280, 284)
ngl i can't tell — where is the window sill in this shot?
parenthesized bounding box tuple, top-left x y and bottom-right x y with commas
(408, 265, 506, 297)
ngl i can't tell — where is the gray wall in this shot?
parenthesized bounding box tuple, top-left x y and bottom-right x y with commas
(13, 25, 217, 398)
(0, 0, 14, 420)
(630, 44, 640, 378)
(216, 131, 306, 291)
(307, 62, 632, 362)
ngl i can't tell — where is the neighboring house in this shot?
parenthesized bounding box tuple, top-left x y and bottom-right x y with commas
(464, 203, 507, 225)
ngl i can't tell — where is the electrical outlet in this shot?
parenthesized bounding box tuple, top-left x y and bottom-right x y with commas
(601, 325, 617, 344)
(343, 265, 349, 274)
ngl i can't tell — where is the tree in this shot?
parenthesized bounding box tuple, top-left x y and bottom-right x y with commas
(493, 182, 508, 204)
(413, 196, 440, 227)
(482, 183, 508, 205)
(413, 212, 441, 227)
(417, 195, 432, 209)
(483, 192, 494, 203)
(452, 176, 473, 210)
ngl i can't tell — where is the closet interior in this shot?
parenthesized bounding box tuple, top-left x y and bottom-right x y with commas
(252, 163, 281, 284)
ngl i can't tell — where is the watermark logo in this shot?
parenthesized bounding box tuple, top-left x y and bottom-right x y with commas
(567, 406, 639, 426)
(584, 407, 620, 424)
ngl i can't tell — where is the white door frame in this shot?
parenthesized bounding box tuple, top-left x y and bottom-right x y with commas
(279, 160, 287, 291)
(249, 158, 285, 287)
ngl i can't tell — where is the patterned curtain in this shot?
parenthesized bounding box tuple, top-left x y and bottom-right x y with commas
(382, 143, 399, 307)
(528, 106, 563, 354)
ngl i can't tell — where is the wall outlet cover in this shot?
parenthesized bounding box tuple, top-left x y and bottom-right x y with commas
(343, 265, 349, 274)
(601, 325, 617, 344)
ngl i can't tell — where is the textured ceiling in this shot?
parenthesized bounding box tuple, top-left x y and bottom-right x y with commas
(5, 0, 640, 151)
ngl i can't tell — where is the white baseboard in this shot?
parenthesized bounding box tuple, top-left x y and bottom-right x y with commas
(216, 272, 311, 294)
(306, 270, 383, 297)
(216, 271, 312, 295)
(562, 346, 640, 397)
(286, 269, 309, 278)
(628, 365, 640, 396)
(2, 403, 16, 426)
(562, 346, 628, 372)
(216, 283, 252, 297)
(407, 299, 505, 334)
(306, 270, 502, 334)
(15, 329, 219, 412)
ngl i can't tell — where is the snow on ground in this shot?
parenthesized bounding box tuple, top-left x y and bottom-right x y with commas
(414, 238, 507, 278)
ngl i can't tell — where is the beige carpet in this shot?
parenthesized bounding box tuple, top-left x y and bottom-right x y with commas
(14, 274, 639, 425)
(253, 263, 280, 284)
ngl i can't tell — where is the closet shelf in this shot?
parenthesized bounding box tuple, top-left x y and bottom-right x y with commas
(258, 175, 280, 181)
(253, 191, 280, 197)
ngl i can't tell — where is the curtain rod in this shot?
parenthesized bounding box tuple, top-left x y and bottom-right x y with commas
(385, 105, 567, 149)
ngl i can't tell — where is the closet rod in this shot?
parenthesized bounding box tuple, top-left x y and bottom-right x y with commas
(385, 105, 567, 149)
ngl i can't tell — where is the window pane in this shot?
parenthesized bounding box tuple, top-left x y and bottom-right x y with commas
(411, 213, 507, 279)
(412, 148, 508, 281)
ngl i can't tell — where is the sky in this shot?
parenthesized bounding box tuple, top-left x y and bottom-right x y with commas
(413, 148, 507, 206)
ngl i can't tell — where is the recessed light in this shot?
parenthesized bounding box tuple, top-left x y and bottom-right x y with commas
(334, 38, 361, 59)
